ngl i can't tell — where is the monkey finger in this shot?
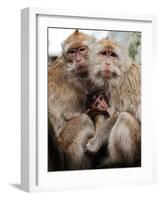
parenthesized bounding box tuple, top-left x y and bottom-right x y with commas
(64, 112, 81, 121)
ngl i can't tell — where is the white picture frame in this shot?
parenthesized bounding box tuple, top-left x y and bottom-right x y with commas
(21, 7, 157, 192)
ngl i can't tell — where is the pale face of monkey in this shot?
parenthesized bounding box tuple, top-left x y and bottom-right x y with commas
(97, 48, 121, 78)
(89, 39, 129, 87)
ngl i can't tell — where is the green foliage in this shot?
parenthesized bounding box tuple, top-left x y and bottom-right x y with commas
(128, 33, 141, 63)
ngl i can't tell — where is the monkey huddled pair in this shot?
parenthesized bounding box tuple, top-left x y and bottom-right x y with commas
(48, 29, 141, 171)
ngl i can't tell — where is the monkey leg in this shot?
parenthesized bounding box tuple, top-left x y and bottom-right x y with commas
(48, 120, 65, 171)
(48, 131, 65, 171)
(85, 113, 118, 154)
(99, 111, 141, 168)
(59, 114, 95, 170)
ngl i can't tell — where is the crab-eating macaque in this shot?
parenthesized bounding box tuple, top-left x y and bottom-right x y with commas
(85, 91, 111, 160)
(86, 90, 110, 131)
(86, 38, 141, 167)
(48, 30, 96, 170)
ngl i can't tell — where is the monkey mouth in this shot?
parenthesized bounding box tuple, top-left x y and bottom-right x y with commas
(76, 65, 87, 73)
(77, 71, 89, 77)
(102, 70, 118, 79)
(102, 70, 111, 78)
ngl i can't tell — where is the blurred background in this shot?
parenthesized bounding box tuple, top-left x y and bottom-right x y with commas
(48, 28, 141, 65)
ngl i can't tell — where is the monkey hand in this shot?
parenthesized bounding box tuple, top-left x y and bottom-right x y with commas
(64, 112, 81, 121)
(85, 136, 101, 155)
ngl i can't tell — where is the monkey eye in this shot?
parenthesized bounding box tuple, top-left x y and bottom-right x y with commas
(100, 51, 107, 56)
(110, 52, 118, 58)
(68, 49, 76, 54)
(79, 47, 86, 52)
(99, 96, 103, 101)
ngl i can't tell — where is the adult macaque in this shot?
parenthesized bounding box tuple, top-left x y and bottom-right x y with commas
(48, 30, 95, 170)
(86, 38, 141, 167)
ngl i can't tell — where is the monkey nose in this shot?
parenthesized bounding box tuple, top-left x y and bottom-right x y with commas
(101, 102, 106, 108)
(100, 101, 107, 109)
(76, 59, 81, 62)
(98, 100, 104, 107)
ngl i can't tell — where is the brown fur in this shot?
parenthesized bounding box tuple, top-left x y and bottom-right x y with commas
(63, 29, 91, 49)
(87, 38, 141, 167)
(48, 30, 95, 170)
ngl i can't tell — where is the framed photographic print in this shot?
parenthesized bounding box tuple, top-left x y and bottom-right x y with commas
(21, 7, 156, 192)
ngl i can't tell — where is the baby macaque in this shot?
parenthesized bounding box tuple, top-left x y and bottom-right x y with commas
(86, 38, 141, 168)
(48, 30, 95, 170)
(86, 91, 110, 127)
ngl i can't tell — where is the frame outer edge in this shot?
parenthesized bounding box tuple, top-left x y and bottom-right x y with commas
(21, 8, 30, 192)
(28, 7, 37, 192)
(20, 7, 156, 192)
(21, 7, 37, 192)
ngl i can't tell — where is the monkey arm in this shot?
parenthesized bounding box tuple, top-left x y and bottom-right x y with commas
(85, 113, 118, 154)
(63, 112, 81, 121)
(98, 111, 141, 168)
(95, 115, 108, 130)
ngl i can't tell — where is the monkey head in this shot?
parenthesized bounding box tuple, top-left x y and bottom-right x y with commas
(89, 38, 130, 87)
(86, 91, 108, 112)
(86, 90, 110, 119)
(62, 29, 95, 75)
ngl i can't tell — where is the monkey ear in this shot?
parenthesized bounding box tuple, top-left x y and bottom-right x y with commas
(61, 41, 69, 54)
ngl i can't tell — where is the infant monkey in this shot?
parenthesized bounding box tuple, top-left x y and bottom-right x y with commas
(86, 91, 110, 122)
(85, 91, 111, 157)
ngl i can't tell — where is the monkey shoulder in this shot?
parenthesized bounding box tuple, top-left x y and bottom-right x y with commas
(110, 64, 140, 114)
(120, 64, 140, 91)
(48, 60, 73, 95)
(48, 62, 86, 115)
(128, 64, 141, 81)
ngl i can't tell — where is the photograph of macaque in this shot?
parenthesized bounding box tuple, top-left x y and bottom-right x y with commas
(48, 28, 141, 171)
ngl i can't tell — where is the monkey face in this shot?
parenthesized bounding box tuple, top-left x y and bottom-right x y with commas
(92, 95, 108, 111)
(97, 48, 122, 79)
(66, 46, 89, 74)
(62, 30, 96, 75)
(89, 39, 128, 87)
